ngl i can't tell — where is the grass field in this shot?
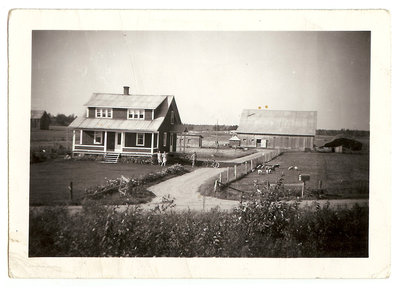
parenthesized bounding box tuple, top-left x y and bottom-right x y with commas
(30, 125, 72, 151)
(229, 151, 369, 198)
(30, 160, 171, 205)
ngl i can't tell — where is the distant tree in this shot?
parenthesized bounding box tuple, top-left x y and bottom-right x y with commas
(52, 113, 77, 126)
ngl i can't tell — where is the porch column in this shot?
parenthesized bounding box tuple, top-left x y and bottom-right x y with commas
(80, 130, 83, 145)
(157, 132, 160, 150)
(151, 133, 154, 154)
(121, 132, 125, 151)
(104, 131, 108, 152)
(72, 130, 76, 151)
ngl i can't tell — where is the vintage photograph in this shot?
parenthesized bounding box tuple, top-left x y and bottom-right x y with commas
(28, 30, 370, 258)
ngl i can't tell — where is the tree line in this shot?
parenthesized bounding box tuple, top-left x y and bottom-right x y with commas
(316, 129, 369, 137)
(48, 113, 77, 126)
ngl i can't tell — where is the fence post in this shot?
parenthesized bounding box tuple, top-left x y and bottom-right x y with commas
(219, 172, 222, 183)
(318, 180, 323, 190)
(245, 162, 248, 174)
(250, 160, 253, 171)
(234, 165, 237, 179)
(69, 181, 73, 200)
(226, 167, 230, 182)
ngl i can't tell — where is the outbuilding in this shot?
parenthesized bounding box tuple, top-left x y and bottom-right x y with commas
(31, 110, 51, 130)
(228, 135, 241, 147)
(236, 109, 317, 151)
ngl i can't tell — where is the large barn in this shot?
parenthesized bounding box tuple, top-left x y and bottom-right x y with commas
(236, 109, 317, 151)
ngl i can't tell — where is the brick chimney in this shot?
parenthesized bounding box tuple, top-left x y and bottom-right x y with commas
(123, 86, 130, 95)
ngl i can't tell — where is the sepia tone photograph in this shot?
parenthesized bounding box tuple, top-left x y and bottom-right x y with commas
(8, 9, 391, 278)
(29, 30, 370, 258)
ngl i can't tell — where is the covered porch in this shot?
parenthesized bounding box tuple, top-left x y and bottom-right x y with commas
(72, 129, 159, 156)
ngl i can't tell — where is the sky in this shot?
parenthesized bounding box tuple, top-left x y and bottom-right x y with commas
(31, 31, 370, 130)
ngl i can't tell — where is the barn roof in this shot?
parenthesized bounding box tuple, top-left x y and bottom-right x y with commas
(236, 109, 317, 136)
(31, 110, 47, 119)
(84, 93, 168, 109)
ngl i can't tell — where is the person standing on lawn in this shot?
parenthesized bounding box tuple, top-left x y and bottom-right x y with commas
(157, 151, 162, 165)
(161, 151, 167, 166)
(191, 152, 197, 167)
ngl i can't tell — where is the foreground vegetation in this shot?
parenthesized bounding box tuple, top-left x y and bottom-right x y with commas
(30, 185, 368, 257)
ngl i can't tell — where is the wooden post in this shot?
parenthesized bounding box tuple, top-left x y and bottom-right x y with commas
(318, 180, 323, 190)
(104, 131, 108, 152)
(226, 167, 229, 182)
(203, 195, 206, 211)
(72, 130, 76, 152)
(250, 160, 253, 171)
(234, 165, 237, 179)
(151, 133, 154, 154)
(301, 182, 305, 198)
(245, 162, 248, 174)
(219, 172, 222, 183)
(69, 181, 73, 200)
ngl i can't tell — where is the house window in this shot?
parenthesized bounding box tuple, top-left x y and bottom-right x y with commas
(128, 109, 145, 120)
(136, 133, 145, 146)
(94, 131, 103, 144)
(163, 132, 167, 146)
(95, 108, 112, 118)
(171, 111, 175, 124)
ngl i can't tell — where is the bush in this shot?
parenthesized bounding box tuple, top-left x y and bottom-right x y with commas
(30, 182, 368, 257)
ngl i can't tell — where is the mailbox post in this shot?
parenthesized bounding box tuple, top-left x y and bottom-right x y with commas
(298, 174, 310, 198)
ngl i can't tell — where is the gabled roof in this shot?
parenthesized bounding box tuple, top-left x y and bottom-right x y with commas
(70, 93, 182, 132)
(84, 93, 169, 109)
(236, 109, 317, 136)
(229, 135, 241, 141)
(31, 110, 47, 119)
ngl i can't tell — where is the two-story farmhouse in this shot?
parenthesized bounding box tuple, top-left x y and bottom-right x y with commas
(236, 109, 317, 151)
(69, 86, 183, 157)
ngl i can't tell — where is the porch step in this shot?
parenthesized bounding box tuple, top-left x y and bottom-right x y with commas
(103, 153, 120, 164)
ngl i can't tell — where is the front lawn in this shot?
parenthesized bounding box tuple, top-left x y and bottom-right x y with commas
(30, 159, 186, 205)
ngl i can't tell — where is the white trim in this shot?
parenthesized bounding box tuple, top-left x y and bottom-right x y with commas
(123, 146, 151, 150)
(75, 144, 105, 148)
(72, 130, 76, 151)
(80, 130, 83, 145)
(86, 108, 89, 118)
(136, 132, 145, 146)
(127, 109, 145, 120)
(151, 133, 154, 154)
(155, 132, 159, 149)
(94, 131, 103, 144)
(95, 108, 113, 119)
(121, 132, 125, 149)
(152, 109, 154, 120)
(103, 131, 108, 151)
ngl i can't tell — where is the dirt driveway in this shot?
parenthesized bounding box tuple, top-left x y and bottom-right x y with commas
(145, 168, 239, 211)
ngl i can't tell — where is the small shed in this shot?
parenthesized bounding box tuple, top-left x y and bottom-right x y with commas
(31, 110, 51, 130)
(228, 135, 241, 147)
(178, 133, 203, 150)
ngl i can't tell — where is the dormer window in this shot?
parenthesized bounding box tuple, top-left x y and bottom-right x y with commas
(95, 108, 112, 118)
(128, 109, 145, 120)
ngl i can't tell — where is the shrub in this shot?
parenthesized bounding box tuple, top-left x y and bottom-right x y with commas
(30, 183, 369, 257)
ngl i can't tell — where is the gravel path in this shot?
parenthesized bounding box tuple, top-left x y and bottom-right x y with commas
(145, 168, 239, 211)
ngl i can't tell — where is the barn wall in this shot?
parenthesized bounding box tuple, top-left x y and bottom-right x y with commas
(237, 133, 314, 150)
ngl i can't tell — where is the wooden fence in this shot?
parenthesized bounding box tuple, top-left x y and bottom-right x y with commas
(215, 149, 282, 189)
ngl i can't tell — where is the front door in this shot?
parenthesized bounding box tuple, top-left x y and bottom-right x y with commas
(115, 132, 122, 152)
